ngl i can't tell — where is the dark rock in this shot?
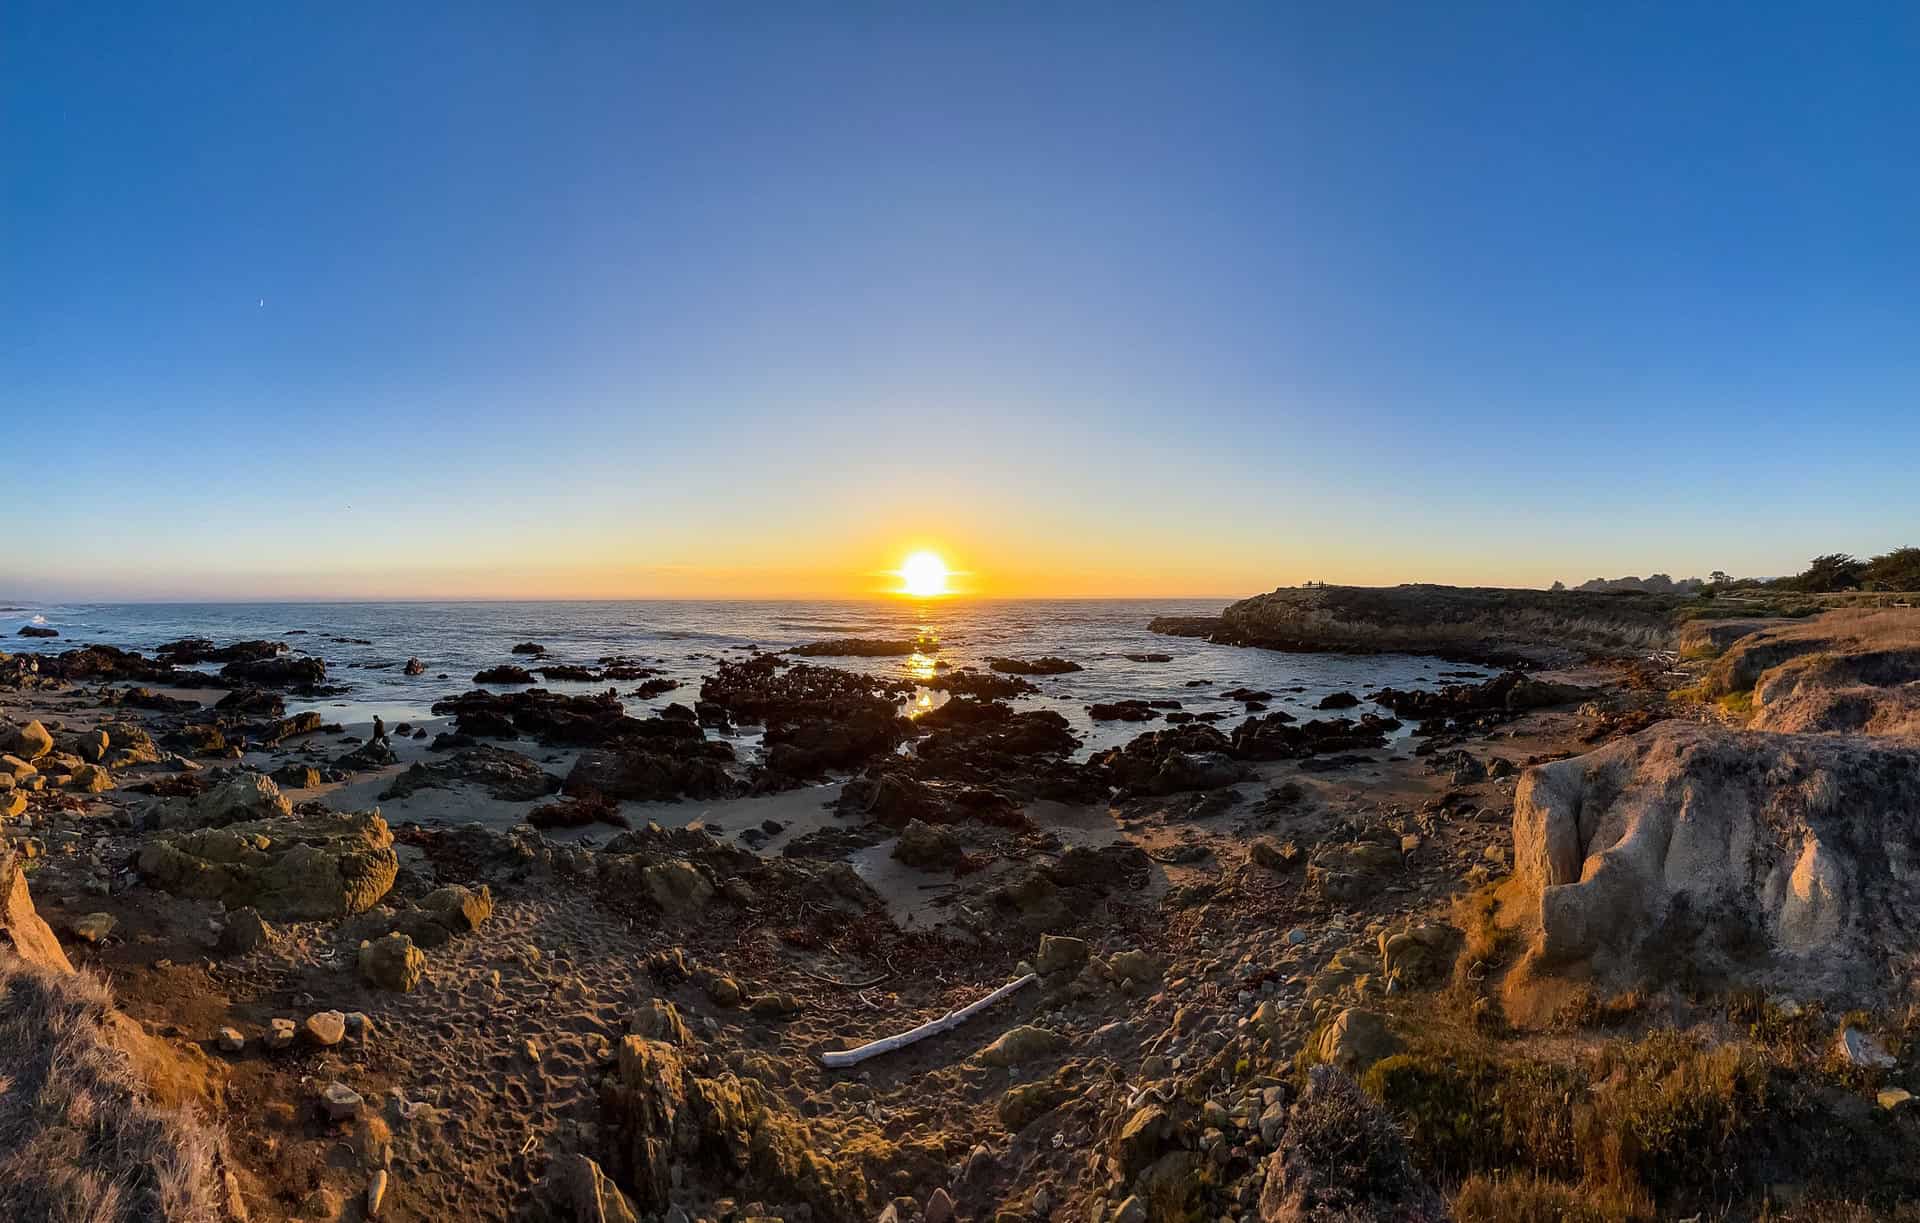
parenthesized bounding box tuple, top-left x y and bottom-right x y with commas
(431, 687, 638, 746)
(221, 655, 327, 690)
(892, 819, 966, 872)
(474, 665, 536, 685)
(786, 638, 929, 657)
(987, 656, 1082, 675)
(1089, 700, 1160, 722)
(156, 638, 284, 665)
(214, 687, 285, 718)
(382, 746, 561, 802)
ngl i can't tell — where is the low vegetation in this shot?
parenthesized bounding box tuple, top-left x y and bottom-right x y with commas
(0, 958, 225, 1223)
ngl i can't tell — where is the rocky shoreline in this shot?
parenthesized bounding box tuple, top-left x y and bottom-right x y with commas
(3, 598, 1920, 1222)
(1151, 583, 1694, 665)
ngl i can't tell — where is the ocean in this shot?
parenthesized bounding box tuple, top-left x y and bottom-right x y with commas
(2, 600, 1479, 755)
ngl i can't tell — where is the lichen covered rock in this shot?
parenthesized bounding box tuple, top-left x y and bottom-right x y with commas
(136, 808, 397, 919)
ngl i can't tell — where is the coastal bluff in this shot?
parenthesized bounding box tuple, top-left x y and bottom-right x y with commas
(1150, 583, 1686, 662)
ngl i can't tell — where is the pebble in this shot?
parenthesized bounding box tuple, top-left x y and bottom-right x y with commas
(266, 1018, 297, 1051)
(321, 1081, 365, 1122)
(302, 1011, 348, 1047)
(366, 1168, 390, 1217)
(217, 1027, 246, 1053)
(924, 1187, 955, 1223)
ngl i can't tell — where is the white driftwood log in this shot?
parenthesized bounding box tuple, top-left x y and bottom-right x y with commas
(819, 972, 1038, 1068)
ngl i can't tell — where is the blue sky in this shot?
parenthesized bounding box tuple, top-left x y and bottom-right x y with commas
(5, 2, 1917, 598)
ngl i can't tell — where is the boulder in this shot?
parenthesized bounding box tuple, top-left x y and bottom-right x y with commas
(421, 883, 494, 932)
(69, 912, 117, 944)
(68, 762, 113, 793)
(1511, 723, 1920, 999)
(149, 770, 292, 829)
(475, 665, 537, 685)
(272, 764, 323, 789)
(302, 1011, 348, 1047)
(218, 907, 272, 954)
(1035, 934, 1090, 976)
(1315, 1008, 1401, 1076)
(136, 809, 398, 919)
(978, 1025, 1066, 1066)
(534, 1153, 640, 1223)
(358, 932, 425, 992)
(641, 861, 715, 914)
(7, 720, 53, 761)
(891, 819, 965, 872)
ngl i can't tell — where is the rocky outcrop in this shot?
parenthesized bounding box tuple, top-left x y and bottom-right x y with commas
(987, 656, 1082, 675)
(1510, 722, 1920, 1000)
(220, 654, 326, 689)
(33, 645, 189, 684)
(431, 687, 639, 745)
(600, 1035, 870, 1217)
(1367, 670, 1593, 721)
(382, 746, 561, 802)
(785, 638, 929, 657)
(1152, 583, 1685, 663)
(137, 809, 399, 919)
(147, 770, 292, 829)
(701, 656, 911, 778)
(156, 637, 285, 665)
(1, 849, 73, 974)
(1711, 610, 1920, 740)
(475, 664, 537, 685)
(558, 716, 736, 802)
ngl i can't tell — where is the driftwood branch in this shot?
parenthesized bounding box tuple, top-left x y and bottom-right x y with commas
(819, 973, 1037, 1068)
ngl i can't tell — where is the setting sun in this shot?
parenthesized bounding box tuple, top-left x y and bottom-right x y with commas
(898, 551, 950, 597)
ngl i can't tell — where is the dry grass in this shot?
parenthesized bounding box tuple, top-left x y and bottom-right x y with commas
(1360, 1026, 1775, 1215)
(1454, 1171, 1649, 1223)
(0, 957, 225, 1223)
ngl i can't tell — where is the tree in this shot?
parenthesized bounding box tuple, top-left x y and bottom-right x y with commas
(1787, 553, 1866, 593)
(1709, 570, 1732, 586)
(1864, 547, 1920, 591)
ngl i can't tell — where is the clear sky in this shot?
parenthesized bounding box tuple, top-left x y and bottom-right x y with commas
(5, 2, 1917, 600)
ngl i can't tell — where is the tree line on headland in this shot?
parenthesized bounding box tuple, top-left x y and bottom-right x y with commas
(1557, 547, 1920, 596)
